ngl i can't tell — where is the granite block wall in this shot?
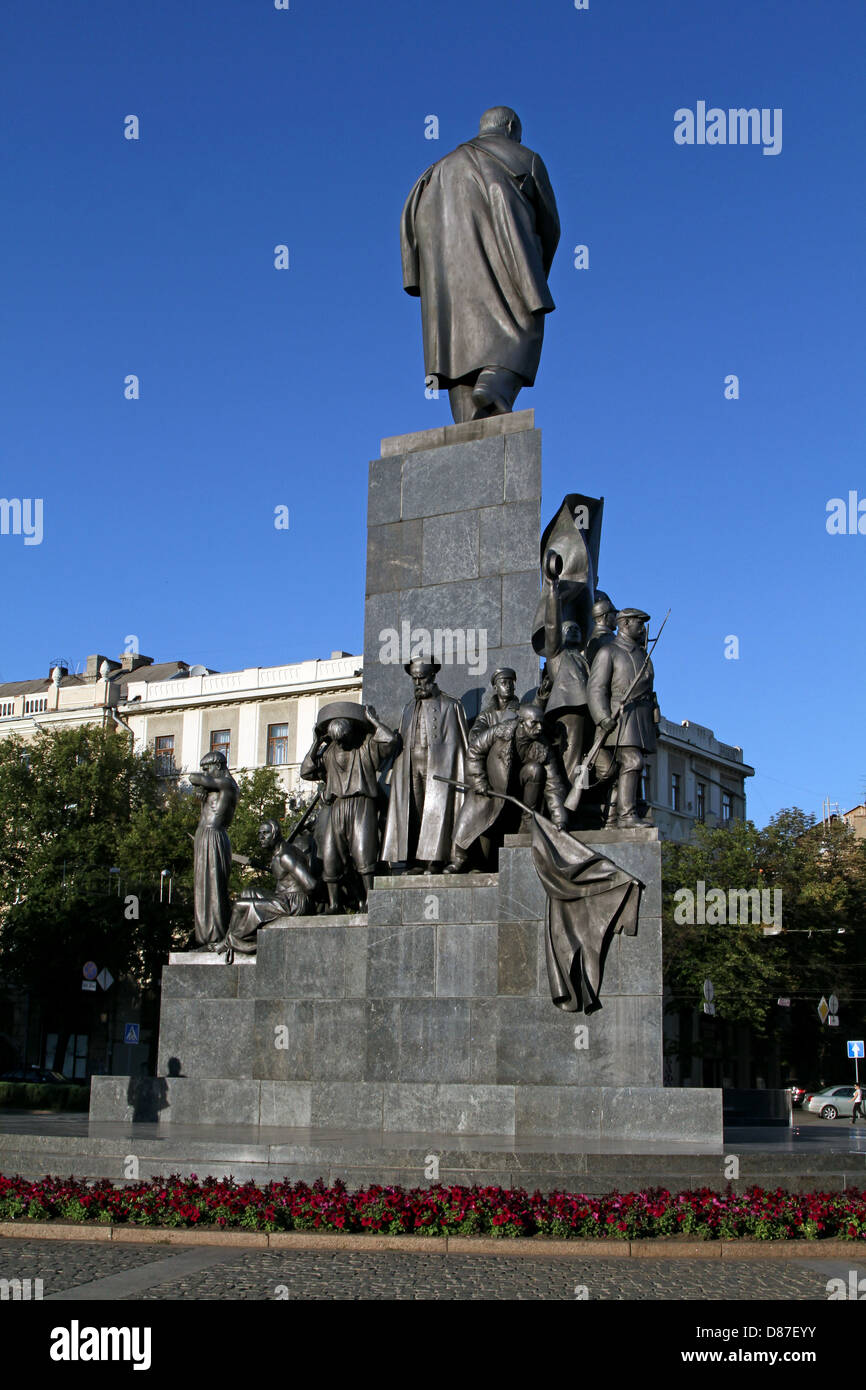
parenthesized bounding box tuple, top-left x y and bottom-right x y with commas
(363, 411, 541, 726)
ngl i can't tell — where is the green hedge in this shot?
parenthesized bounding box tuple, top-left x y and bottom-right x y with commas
(0, 1082, 91, 1111)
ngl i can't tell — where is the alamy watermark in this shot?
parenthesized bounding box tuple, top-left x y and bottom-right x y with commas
(1, 1277, 43, 1300)
(673, 881, 782, 929)
(378, 621, 488, 677)
(827, 1272, 866, 1299)
(674, 103, 782, 156)
(49, 1323, 151, 1369)
(826, 492, 866, 535)
(0, 497, 43, 546)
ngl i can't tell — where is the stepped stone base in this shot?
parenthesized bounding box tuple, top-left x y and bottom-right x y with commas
(6, 1116, 857, 1193)
(89, 1076, 721, 1145)
(90, 834, 723, 1147)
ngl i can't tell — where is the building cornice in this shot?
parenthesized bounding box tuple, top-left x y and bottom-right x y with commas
(119, 657, 362, 716)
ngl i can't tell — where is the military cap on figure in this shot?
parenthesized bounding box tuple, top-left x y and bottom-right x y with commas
(586, 593, 618, 667)
(403, 657, 441, 676)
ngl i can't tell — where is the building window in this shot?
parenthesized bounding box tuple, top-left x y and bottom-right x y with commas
(0, 701, 14, 718)
(210, 729, 231, 765)
(722, 791, 732, 823)
(267, 723, 289, 766)
(696, 781, 706, 822)
(45, 1032, 89, 1079)
(23, 697, 48, 714)
(671, 771, 681, 812)
(154, 735, 176, 777)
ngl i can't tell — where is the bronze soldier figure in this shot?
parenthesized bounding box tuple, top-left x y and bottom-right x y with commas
(401, 107, 560, 423)
(586, 609, 660, 828)
(586, 593, 617, 667)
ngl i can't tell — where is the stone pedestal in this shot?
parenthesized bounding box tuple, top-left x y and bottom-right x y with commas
(90, 831, 721, 1145)
(363, 410, 541, 725)
(89, 410, 724, 1155)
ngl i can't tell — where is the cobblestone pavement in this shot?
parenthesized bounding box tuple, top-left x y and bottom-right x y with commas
(1, 1239, 859, 1300)
(0, 1238, 173, 1292)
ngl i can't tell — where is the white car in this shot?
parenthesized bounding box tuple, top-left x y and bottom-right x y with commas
(805, 1085, 861, 1120)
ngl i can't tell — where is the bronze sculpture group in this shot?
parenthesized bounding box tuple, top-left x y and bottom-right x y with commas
(185, 108, 660, 1012)
(190, 579, 660, 945)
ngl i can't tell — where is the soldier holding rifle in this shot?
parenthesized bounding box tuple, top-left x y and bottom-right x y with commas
(585, 609, 662, 829)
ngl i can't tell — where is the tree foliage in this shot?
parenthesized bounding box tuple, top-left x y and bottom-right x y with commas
(663, 808, 866, 1077)
(0, 728, 310, 1067)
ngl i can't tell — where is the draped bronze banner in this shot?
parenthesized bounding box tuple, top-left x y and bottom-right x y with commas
(530, 816, 642, 1013)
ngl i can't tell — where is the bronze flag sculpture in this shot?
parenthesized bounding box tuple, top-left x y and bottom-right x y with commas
(531, 815, 642, 1014)
(436, 776, 642, 1013)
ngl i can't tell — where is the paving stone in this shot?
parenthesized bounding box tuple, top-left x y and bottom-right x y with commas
(0, 1240, 839, 1301)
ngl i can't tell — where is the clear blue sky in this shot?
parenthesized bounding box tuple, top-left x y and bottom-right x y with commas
(1, 0, 863, 826)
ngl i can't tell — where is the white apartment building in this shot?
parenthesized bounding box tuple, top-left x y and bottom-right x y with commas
(119, 652, 362, 790)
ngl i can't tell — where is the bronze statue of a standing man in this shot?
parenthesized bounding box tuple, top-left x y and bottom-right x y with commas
(189, 750, 239, 948)
(586, 610, 660, 829)
(401, 107, 560, 423)
(382, 659, 468, 873)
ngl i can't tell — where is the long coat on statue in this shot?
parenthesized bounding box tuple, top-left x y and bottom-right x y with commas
(586, 635, 657, 752)
(401, 134, 560, 387)
(382, 691, 468, 864)
(452, 702, 519, 854)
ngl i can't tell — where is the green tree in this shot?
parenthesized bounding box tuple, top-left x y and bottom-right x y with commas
(0, 726, 196, 1073)
(663, 809, 866, 1083)
(663, 818, 778, 1032)
(0, 735, 319, 1074)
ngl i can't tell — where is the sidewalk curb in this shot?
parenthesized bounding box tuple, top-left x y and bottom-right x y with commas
(0, 1222, 862, 1258)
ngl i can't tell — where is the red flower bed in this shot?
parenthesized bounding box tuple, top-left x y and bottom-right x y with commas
(0, 1174, 863, 1239)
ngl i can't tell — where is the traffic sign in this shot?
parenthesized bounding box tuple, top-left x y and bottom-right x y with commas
(829, 1015, 839, 1027)
(123, 1023, 140, 1045)
(818, 996, 829, 1024)
(97, 968, 114, 992)
(81, 980, 96, 992)
(848, 1041, 865, 1059)
(82, 962, 98, 981)
(829, 994, 840, 1015)
(777, 997, 791, 1007)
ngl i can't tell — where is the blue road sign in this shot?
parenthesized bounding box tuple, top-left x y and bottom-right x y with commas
(123, 1024, 140, 1045)
(847, 1041, 864, 1059)
(82, 961, 98, 980)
